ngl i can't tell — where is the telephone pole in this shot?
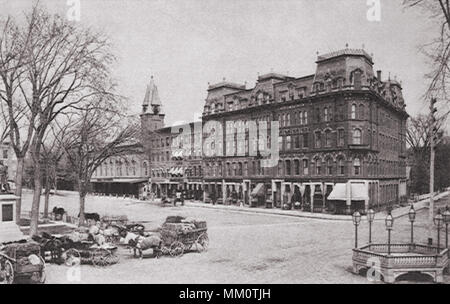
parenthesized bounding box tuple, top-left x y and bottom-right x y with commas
(428, 98, 437, 244)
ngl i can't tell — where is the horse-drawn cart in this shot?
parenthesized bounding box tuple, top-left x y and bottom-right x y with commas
(160, 220, 209, 257)
(0, 242, 45, 284)
(63, 241, 119, 267)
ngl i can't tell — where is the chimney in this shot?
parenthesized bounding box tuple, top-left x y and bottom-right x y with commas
(377, 70, 382, 81)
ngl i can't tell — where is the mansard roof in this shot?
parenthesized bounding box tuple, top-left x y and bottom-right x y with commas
(316, 48, 373, 64)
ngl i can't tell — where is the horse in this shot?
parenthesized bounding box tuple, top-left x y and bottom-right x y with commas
(120, 231, 162, 259)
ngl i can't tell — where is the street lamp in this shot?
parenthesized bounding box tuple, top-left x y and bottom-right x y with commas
(385, 211, 394, 255)
(352, 211, 361, 248)
(434, 209, 444, 252)
(443, 206, 450, 249)
(408, 204, 416, 244)
(367, 209, 375, 244)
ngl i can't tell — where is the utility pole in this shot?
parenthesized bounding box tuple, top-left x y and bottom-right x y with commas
(428, 98, 438, 245)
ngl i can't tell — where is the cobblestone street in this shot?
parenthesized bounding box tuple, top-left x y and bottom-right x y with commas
(21, 190, 450, 284)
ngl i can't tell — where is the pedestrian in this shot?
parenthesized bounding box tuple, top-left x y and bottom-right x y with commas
(175, 188, 182, 206)
(231, 188, 238, 205)
(210, 189, 216, 205)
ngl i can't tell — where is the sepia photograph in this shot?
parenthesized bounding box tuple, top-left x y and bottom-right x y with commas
(0, 0, 450, 291)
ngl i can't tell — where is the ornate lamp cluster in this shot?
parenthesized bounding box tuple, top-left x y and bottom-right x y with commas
(352, 204, 450, 254)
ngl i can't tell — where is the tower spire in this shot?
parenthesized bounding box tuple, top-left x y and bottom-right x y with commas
(142, 76, 162, 114)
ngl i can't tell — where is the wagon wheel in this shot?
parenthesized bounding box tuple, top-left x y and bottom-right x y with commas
(92, 249, 111, 267)
(63, 249, 81, 267)
(169, 241, 185, 257)
(0, 260, 14, 284)
(105, 252, 119, 265)
(196, 233, 209, 252)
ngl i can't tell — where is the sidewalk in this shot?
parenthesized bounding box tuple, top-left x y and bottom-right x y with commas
(146, 190, 450, 222)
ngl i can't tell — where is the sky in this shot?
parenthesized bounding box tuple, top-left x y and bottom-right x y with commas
(1, 0, 438, 127)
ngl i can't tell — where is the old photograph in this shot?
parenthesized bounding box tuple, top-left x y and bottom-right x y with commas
(0, 0, 450, 288)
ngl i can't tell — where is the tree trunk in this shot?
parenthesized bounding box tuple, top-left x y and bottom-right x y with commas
(14, 157, 25, 224)
(43, 172, 51, 218)
(29, 162, 42, 236)
(79, 190, 86, 227)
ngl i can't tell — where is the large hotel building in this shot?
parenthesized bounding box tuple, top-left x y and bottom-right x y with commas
(91, 48, 408, 214)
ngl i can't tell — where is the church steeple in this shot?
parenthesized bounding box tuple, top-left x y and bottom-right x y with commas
(142, 76, 162, 114)
(140, 75, 165, 133)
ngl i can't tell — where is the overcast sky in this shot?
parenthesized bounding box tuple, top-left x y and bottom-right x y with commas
(2, 0, 437, 126)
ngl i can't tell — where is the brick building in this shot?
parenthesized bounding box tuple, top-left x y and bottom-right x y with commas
(201, 48, 408, 214)
(93, 48, 408, 214)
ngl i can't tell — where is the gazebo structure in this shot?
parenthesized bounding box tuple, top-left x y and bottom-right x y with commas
(351, 207, 449, 283)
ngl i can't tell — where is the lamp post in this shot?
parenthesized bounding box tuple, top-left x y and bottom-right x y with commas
(352, 211, 361, 248)
(443, 206, 450, 249)
(434, 209, 444, 252)
(408, 204, 416, 244)
(367, 209, 375, 244)
(385, 211, 394, 255)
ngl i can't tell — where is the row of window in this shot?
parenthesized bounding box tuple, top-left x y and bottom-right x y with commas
(151, 165, 203, 178)
(203, 158, 363, 178)
(94, 161, 147, 177)
(278, 103, 368, 127)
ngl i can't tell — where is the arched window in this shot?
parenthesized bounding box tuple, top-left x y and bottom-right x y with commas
(325, 129, 332, 147)
(286, 136, 292, 150)
(303, 159, 309, 175)
(351, 104, 356, 119)
(131, 160, 136, 176)
(315, 158, 322, 175)
(359, 104, 365, 120)
(353, 129, 362, 145)
(143, 162, 148, 176)
(338, 158, 345, 175)
(315, 131, 321, 148)
(354, 158, 361, 175)
(324, 107, 328, 122)
(278, 160, 283, 176)
(294, 159, 300, 175)
(327, 158, 333, 175)
(285, 160, 291, 175)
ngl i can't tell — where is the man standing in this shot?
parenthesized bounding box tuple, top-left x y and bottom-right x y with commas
(210, 189, 216, 205)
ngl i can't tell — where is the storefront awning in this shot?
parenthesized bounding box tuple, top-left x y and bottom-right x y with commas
(327, 183, 369, 201)
(351, 183, 369, 201)
(327, 183, 347, 201)
(92, 178, 147, 184)
(251, 183, 265, 197)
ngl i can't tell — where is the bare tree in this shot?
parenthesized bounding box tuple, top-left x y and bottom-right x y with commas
(60, 95, 139, 225)
(404, 0, 450, 101)
(406, 114, 446, 155)
(0, 12, 37, 223)
(0, 5, 115, 235)
(40, 122, 68, 218)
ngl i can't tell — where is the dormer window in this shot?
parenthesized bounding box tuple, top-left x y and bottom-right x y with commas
(257, 92, 264, 105)
(314, 83, 321, 92)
